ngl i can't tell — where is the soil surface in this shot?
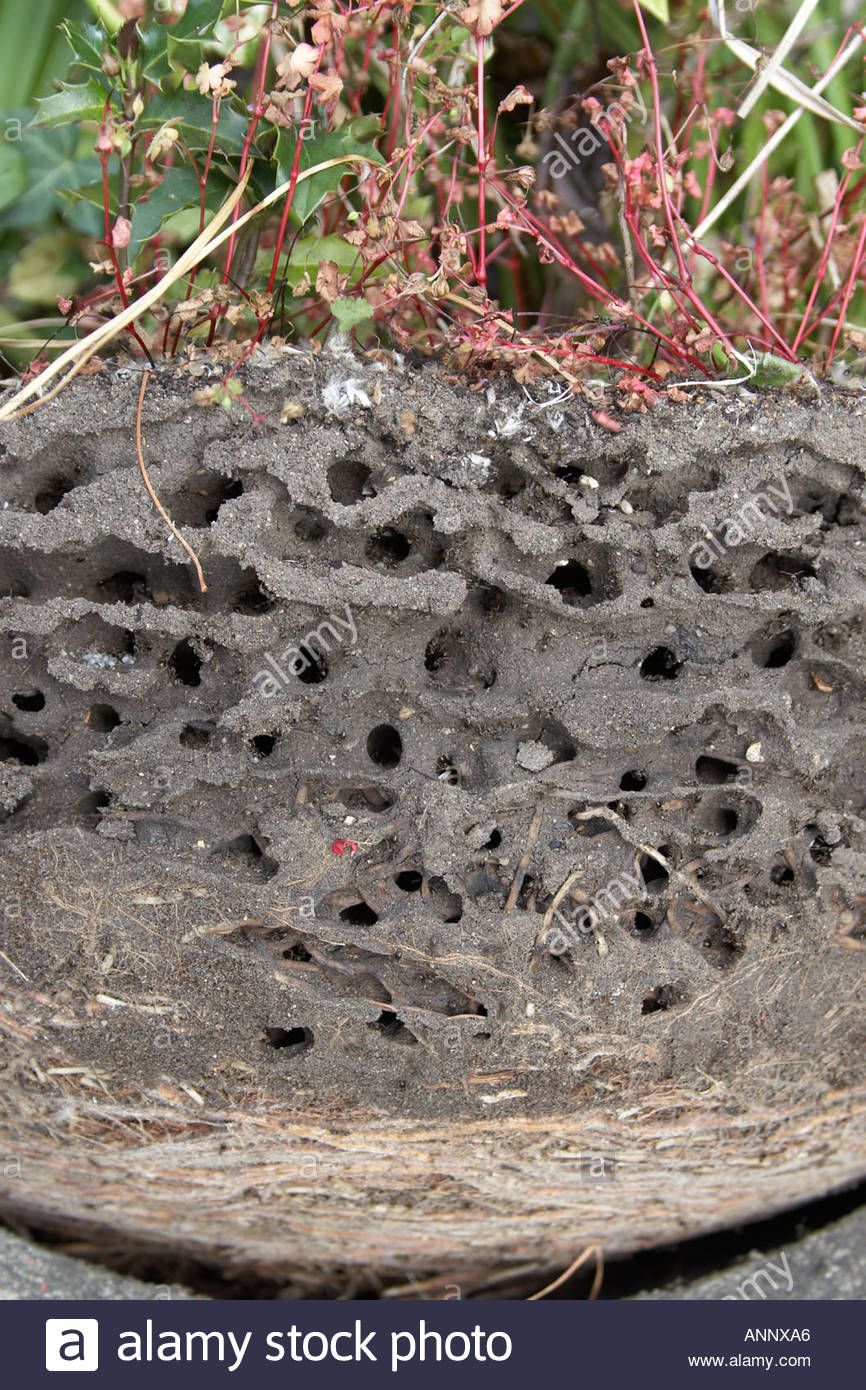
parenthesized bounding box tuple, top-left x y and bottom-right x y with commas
(0, 349, 865, 1292)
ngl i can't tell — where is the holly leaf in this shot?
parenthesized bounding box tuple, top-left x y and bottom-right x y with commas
(141, 91, 249, 156)
(638, 0, 670, 20)
(32, 79, 112, 130)
(61, 20, 108, 76)
(140, 22, 172, 84)
(129, 165, 226, 253)
(276, 117, 383, 225)
(166, 0, 227, 71)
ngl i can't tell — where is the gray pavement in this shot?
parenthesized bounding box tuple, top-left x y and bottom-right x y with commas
(0, 1227, 197, 1300)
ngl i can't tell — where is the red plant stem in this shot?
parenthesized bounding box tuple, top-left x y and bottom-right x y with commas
(265, 83, 317, 297)
(827, 215, 866, 364)
(221, 0, 279, 285)
(631, 2, 688, 284)
(97, 98, 151, 361)
(754, 163, 769, 324)
(792, 143, 862, 352)
(475, 34, 487, 287)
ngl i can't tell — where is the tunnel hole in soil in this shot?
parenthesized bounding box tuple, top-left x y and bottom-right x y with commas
(367, 723, 402, 768)
(365, 528, 410, 566)
(394, 870, 423, 892)
(234, 574, 275, 615)
(640, 646, 682, 680)
(172, 472, 243, 528)
(0, 726, 48, 765)
(86, 704, 120, 733)
(169, 639, 201, 687)
(339, 785, 394, 812)
(339, 901, 379, 926)
(99, 570, 149, 605)
(639, 851, 670, 891)
(698, 802, 739, 837)
(78, 789, 110, 825)
(696, 755, 738, 784)
(690, 562, 727, 594)
(435, 754, 461, 786)
(620, 769, 647, 791)
(483, 827, 502, 849)
(218, 834, 279, 880)
(12, 690, 45, 712)
(294, 510, 330, 543)
(475, 584, 507, 615)
(264, 1025, 314, 1055)
(282, 942, 312, 962)
(297, 650, 328, 685)
(809, 834, 834, 866)
(427, 876, 463, 922)
(771, 860, 795, 885)
(328, 459, 375, 505)
(631, 910, 657, 937)
(250, 733, 277, 758)
(180, 722, 213, 748)
(368, 1010, 418, 1044)
(546, 559, 591, 605)
(33, 476, 78, 514)
(749, 552, 816, 591)
(570, 809, 614, 837)
(487, 459, 526, 498)
(748, 626, 798, 668)
(642, 983, 684, 1014)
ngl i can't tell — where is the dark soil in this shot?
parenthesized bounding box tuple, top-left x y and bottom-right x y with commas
(0, 348, 865, 1291)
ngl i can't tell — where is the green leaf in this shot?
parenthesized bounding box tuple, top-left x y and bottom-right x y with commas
(61, 20, 108, 75)
(129, 165, 224, 253)
(0, 0, 68, 108)
(330, 296, 374, 333)
(0, 146, 26, 213)
(7, 231, 81, 304)
(276, 118, 383, 225)
(32, 79, 112, 129)
(0, 121, 101, 231)
(749, 352, 804, 386)
(289, 234, 361, 276)
(140, 22, 171, 84)
(141, 91, 249, 156)
(165, 0, 227, 71)
(638, 0, 670, 21)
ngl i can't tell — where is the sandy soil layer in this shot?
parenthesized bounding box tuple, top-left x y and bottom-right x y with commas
(0, 350, 864, 1294)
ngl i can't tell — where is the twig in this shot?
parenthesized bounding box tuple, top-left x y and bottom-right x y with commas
(527, 1244, 602, 1300)
(135, 371, 207, 593)
(503, 804, 544, 911)
(0, 949, 29, 982)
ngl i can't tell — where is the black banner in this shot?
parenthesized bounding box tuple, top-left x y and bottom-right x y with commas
(6, 1298, 848, 1387)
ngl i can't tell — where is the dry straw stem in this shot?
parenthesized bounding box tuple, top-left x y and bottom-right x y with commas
(0, 154, 371, 422)
(693, 21, 865, 244)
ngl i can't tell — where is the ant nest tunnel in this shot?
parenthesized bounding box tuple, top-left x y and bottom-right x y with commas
(0, 351, 865, 1297)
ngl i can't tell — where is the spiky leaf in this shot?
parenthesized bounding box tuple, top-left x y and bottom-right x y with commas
(33, 79, 112, 129)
